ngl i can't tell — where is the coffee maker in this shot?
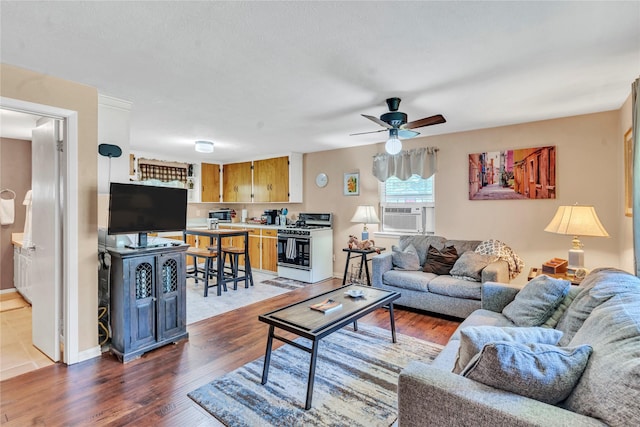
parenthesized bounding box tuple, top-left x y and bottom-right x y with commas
(263, 209, 279, 225)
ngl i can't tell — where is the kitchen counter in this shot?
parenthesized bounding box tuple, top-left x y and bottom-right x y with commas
(185, 222, 283, 231)
(11, 233, 24, 247)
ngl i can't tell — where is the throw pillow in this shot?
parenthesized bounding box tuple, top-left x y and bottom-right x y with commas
(453, 326, 563, 374)
(502, 275, 570, 327)
(391, 244, 421, 271)
(555, 267, 637, 346)
(461, 342, 593, 404)
(423, 245, 458, 275)
(449, 251, 497, 282)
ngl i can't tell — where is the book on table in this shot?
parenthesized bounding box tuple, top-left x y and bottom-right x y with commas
(310, 298, 342, 313)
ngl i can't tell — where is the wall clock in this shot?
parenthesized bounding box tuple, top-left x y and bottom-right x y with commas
(315, 173, 328, 188)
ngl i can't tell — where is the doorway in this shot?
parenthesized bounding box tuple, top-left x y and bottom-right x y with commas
(0, 96, 81, 368)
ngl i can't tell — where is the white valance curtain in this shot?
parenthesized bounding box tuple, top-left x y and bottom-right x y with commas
(372, 147, 439, 182)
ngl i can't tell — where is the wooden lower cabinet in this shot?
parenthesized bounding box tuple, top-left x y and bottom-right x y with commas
(108, 244, 189, 363)
(261, 229, 278, 272)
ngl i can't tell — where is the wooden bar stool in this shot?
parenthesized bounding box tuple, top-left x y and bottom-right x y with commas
(185, 247, 225, 297)
(221, 246, 254, 290)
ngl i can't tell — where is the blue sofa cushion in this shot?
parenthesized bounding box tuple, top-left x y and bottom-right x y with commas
(453, 326, 563, 374)
(450, 252, 497, 282)
(562, 285, 640, 426)
(502, 275, 570, 327)
(428, 275, 482, 300)
(462, 341, 593, 405)
(383, 270, 434, 292)
(391, 244, 421, 271)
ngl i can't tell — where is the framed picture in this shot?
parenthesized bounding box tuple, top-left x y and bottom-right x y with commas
(468, 146, 556, 200)
(624, 128, 633, 217)
(344, 172, 359, 196)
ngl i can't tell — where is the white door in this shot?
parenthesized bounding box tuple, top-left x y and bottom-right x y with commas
(31, 118, 61, 361)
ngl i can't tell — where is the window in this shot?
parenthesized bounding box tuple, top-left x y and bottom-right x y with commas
(379, 174, 436, 234)
(381, 174, 434, 203)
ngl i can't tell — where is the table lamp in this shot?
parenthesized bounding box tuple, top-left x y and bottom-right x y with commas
(351, 205, 380, 240)
(544, 204, 609, 271)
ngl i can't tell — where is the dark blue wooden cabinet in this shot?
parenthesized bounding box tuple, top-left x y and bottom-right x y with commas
(108, 244, 188, 362)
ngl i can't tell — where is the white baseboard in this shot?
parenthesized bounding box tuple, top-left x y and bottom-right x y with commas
(0, 287, 18, 294)
(77, 345, 101, 363)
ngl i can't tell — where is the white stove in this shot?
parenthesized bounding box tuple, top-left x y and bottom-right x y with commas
(277, 213, 333, 283)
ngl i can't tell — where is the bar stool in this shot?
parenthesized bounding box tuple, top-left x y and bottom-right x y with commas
(185, 247, 226, 297)
(221, 246, 254, 290)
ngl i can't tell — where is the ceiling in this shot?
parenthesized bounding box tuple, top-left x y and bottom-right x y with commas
(1, 1, 639, 162)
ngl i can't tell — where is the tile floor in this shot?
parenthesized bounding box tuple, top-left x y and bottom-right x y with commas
(0, 293, 55, 381)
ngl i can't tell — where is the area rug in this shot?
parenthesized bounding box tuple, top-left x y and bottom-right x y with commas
(188, 324, 443, 426)
(186, 272, 309, 325)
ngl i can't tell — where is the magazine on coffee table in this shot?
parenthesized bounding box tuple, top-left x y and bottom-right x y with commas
(309, 298, 342, 313)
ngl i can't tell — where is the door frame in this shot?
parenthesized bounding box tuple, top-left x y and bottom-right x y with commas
(1, 96, 79, 364)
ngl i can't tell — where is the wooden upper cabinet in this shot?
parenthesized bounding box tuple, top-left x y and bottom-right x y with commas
(253, 156, 289, 203)
(201, 163, 220, 203)
(222, 161, 252, 202)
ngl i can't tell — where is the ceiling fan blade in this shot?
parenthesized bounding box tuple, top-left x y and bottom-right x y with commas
(403, 114, 446, 130)
(350, 128, 388, 136)
(362, 114, 392, 129)
(398, 129, 420, 139)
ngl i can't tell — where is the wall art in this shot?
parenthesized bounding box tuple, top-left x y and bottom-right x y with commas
(468, 146, 556, 200)
(344, 172, 359, 196)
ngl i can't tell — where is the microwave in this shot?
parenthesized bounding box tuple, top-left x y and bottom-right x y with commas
(208, 209, 233, 223)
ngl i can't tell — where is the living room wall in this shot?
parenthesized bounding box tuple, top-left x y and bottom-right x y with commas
(1, 63, 99, 356)
(304, 107, 630, 285)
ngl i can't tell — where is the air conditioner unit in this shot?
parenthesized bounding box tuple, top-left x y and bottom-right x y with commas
(381, 206, 423, 233)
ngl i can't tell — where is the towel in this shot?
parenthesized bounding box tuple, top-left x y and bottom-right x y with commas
(22, 190, 33, 247)
(286, 238, 297, 260)
(0, 198, 14, 225)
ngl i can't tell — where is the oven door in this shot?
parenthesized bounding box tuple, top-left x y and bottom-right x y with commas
(277, 235, 311, 270)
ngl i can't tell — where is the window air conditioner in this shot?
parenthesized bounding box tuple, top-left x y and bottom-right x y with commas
(381, 206, 423, 233)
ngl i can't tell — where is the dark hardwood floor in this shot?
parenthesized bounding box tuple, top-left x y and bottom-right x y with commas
(0, 278, 460, 426)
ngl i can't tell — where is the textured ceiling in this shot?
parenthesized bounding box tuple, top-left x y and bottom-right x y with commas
(1, 1, 639, 162)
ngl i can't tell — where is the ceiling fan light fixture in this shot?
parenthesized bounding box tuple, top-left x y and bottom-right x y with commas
(195, 140, 214, 153)
(385, 129, 402, 155)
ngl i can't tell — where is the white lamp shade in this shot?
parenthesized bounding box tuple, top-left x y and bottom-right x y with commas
(351, 205, 380, 224)
(195, 140, 214, 153)
(544, 205, 609, 238)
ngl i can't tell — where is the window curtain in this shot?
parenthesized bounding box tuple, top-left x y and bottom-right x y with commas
(138, 158, 188, 184)
(372, 147, 438, 182)
(632, 77, 639, 277)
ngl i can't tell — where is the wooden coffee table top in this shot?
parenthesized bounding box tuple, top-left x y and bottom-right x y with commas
(259, 284, 399, 335)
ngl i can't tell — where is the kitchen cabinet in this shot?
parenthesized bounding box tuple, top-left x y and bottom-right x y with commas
(108, 244, 188, 362)
(222, 161, 252, 202)
(261, 229, 278, 272)
(253, 156, 289, 202)
(201, 162, 221, 202)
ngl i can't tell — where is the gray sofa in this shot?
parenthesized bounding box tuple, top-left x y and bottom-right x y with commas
(372, 235, 511, 318)
(397, 268, 640, 427)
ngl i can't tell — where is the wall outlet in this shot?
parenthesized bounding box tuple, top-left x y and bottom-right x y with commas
(332, 254, 336, 261)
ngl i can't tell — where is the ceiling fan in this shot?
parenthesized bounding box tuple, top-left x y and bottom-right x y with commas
(351, 97, 446, 154)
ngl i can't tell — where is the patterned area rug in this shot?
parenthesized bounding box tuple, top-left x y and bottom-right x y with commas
(260, 276, 310, 290)
(188, 324, 443, 426)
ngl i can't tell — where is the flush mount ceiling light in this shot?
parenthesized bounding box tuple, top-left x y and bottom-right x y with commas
(194, 140, 214, 153)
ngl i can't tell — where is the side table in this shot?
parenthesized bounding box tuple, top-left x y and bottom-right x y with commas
(342, 247, 385, 286)
(528, 267, 583, 286)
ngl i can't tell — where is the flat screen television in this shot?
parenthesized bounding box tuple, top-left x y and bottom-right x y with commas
(108, 182, 187, 248)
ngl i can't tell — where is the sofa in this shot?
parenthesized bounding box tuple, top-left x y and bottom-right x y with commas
(372, 235, 520, 318)
(397, 268, 640, 427)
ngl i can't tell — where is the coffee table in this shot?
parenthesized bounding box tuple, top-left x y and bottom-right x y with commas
(258, 284, 400, 409)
